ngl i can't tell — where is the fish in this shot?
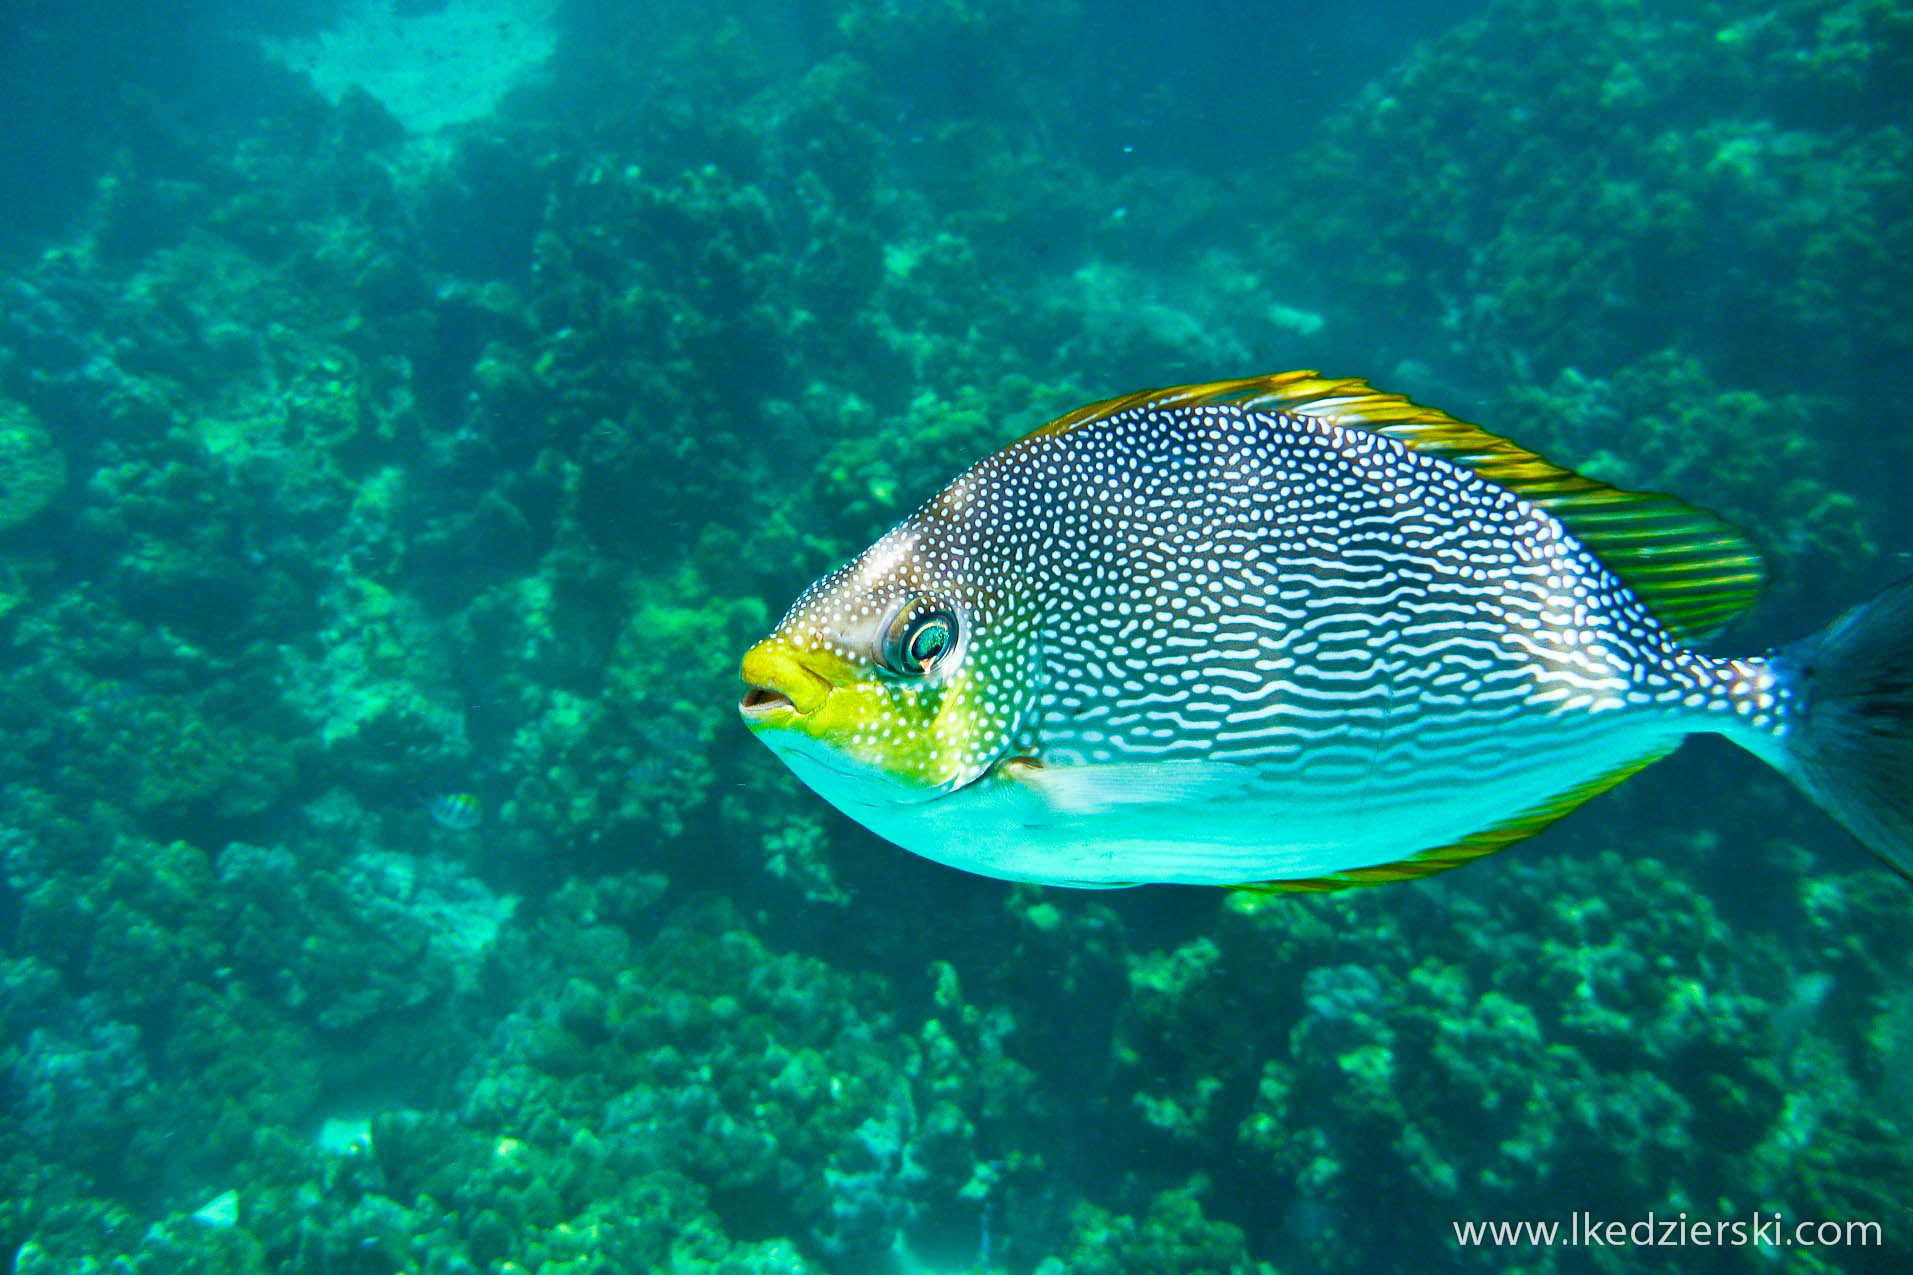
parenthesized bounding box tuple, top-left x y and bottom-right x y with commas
(627, 716, 701, 788)
(424, 792, 482, 831)
(737, 373, 1913, 891)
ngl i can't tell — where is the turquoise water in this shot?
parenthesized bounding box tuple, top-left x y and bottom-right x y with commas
(1, 1, 1910, 1272)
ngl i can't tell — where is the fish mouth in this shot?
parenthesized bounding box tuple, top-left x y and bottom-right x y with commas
(739, 686, 796, 719)
(738, 637, 835, 720)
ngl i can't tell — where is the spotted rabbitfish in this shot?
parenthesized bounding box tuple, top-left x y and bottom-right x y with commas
(739, 374, 1913, 891)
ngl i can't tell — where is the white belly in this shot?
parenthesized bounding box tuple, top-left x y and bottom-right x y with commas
(799, 710, 1686, 887)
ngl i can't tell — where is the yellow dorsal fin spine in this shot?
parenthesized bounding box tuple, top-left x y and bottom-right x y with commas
(1021, 372, 1766, 643)
(1231, 740, 1682, 895)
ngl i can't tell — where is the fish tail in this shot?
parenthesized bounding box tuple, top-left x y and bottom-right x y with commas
(1770, 576, 1913, 881)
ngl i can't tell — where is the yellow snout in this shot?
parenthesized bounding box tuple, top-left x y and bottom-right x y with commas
(739, 638, 836, 721)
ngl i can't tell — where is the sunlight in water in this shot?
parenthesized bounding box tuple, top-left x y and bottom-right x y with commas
(261, 0, 557, 133)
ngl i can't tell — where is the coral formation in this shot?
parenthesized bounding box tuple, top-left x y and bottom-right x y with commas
(0, 0, 1908, 1272)
(0, 398, 64, 533)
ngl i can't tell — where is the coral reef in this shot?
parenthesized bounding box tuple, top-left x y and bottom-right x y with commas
(0, 0, 1908, 1272)
(0, 398, 64, 533)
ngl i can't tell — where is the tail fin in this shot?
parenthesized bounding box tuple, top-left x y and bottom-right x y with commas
(1778, 577, 1913, 881)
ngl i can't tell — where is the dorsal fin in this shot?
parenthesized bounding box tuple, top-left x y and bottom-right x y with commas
(1022, 372, 1766, 643)
(1231, 739, 1681, 895)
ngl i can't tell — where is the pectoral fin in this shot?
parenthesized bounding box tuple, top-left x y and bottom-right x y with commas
(998, 757, 1256, 818)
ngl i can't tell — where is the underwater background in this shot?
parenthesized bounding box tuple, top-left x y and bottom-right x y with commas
(2, 0, 1911, 1272)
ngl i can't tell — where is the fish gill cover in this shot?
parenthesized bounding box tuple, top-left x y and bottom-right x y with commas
(0, 0, 1909, 1273)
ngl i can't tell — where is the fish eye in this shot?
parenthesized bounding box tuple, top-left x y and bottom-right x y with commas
(880, 600, 961, 677)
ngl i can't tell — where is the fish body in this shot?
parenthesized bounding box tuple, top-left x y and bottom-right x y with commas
(425, 791, 482, 831)
(740, 374, 1913, 891)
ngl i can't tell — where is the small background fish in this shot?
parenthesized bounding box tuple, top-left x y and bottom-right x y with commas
(423, 792, 482, 831)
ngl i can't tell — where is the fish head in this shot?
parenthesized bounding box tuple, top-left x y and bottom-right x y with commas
(739, 509, 1031, 813)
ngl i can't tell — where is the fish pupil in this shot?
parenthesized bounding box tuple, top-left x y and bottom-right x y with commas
(907, 617, 951, 669)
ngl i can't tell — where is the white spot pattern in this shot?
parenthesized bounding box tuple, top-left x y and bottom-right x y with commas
(768, 400, 1793, 799)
